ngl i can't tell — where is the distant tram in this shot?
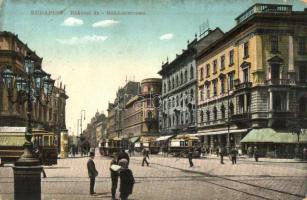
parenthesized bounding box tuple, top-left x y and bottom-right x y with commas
(99, 137, 123, 156)
(169, 135, 201, 158)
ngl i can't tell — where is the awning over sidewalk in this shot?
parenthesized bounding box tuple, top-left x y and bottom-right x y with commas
(140, 136, 157, 143)
(156, 135, 173, 141)
(193, 129, 248, 136)
(241, 128, 307, 143)
(174, 134, 200, 140)
(129, 136, 140, 143)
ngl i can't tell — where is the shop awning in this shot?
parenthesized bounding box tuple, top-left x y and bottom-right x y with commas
(193, 129, 248, 136)
(156, 135, 174, 141)
(174, 134, 200, 140)
(241, 128, 307, 143)
(129, 136, 140, 143)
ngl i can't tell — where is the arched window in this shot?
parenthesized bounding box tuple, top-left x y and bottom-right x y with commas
(221, 104, 225, 119)
(180, 72, 183, 85)
(229, 102, 234, 116)
(213, 107, 217, 120)
(190, 66, 194, 80)
(206, 110, 210, 122)
(184, 70, 188, 83)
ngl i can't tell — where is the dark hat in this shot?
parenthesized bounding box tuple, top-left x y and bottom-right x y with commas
(90, 151, 95, 157)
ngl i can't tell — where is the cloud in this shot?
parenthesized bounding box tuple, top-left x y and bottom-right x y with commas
(301, 0, 307, 4)
(62, 17, 83, 27)
(92, 20, 119, 28)
(56, 35, 108, 45)
(159, 33, 174, 40)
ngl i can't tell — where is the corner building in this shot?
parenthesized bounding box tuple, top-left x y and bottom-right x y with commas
(197, 4, 307, 157)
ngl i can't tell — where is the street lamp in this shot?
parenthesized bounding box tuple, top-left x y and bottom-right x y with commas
(80, 109, 86, 136)
(291, 126, 305, 159)
(1, 53, 54, 200)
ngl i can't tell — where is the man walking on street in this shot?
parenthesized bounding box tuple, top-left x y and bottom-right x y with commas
(188, 148, 194, 167)
(87, 151, 98, 195)
(142, 148, 149, 166)
(219, 146, 225, 164)
(254, 146, 259, 162)
(230, 147, 238, 165)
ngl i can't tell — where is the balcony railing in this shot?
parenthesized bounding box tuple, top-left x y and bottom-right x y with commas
(234, 82, 252, 90)
(230, 113, 251, 122)
(265, 79, 296, 86)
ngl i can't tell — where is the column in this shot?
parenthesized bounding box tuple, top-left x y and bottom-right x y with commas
(288, 35, 294, 72)
(286, 92, 290, 111)
(244, 94, 248, 113)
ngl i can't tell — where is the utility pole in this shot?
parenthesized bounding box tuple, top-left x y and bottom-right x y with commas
(80, 110, 86, 135)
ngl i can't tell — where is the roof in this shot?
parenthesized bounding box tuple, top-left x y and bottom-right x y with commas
(241, 128, 307, 143)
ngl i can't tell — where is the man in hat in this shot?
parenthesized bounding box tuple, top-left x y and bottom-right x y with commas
(142, 148, 149, 166)
(118, 159, 135, 200)
(87, 151, 98, 195)
(110, 153, 120, 200)
(117, 149, 130, 166)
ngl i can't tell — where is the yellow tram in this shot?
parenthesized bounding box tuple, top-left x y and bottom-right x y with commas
(169, 135, 201, 157)
(99, 137, 123, 156)
(0, 127, 58, 165)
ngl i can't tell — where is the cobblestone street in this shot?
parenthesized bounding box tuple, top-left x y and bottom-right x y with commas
(1, 152, 306, 200)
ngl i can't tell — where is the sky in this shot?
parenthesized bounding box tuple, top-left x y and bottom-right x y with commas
(0, 0, 306, 136)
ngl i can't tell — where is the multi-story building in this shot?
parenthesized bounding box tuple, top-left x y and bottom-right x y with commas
(197, 4, 307, 157)
(114, 81, 140, 138)
(122, 78, 161, 139)
(83, 111, 107, 147)
(158, 28, 224, 136)
(106, 103, 116, 138)
(0, 31, 68, 151)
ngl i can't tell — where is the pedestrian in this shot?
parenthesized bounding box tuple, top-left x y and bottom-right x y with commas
(142, 148, 149, 166)
(118, 149, 130, 166)
(188, 148, 194, 167)
(128, 146, 132, 157)
(254, 146, 259, 162)
(248, 146, 253, 158)
(118, 159, 135, 200)
(230, 147, 238, 165)
(87, 151, 98, 195)
(110, 153, 120, 200)
(219, 146, 225, 164)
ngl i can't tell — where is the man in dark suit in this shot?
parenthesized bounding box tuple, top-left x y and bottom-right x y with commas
(87, 151, 98, 195)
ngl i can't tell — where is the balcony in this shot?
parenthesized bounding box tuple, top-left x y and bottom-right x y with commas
(230, 113, 251, 122)
(265, 79, 295, 86)
(235, 82, 252, 90)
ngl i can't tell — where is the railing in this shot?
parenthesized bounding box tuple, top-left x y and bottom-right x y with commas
(230, 113, 251, 122)
(235, 82, 252, 90)
(236, 4, 292, 24)
(265, 79, 295, 86)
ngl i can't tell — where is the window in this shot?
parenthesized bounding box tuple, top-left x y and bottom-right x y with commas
(271, 64, 280, 81)
(229, 50, 234, 65)
(180, 72, 183, 85)
(220, 55, 225, 70)
(243, 67, 249, 83)
(220, 78, 225, 94)
(172, 78, 175, 89)
(184, 70, 188, 83)
(221, 105, 225, 119)
(271, 35, 278, 52)
(243, 41, 249, 58)
(213, 60, 217, 74)
(273, 92, 287, 111)
(229, 102, 234, 116)
(200, 110, 204, 122)
(164, 83, 166, 93)
(206, 64, 210, 77)
(200, 86, 204, 101)
(206, 110, 210, 122)
(168, 79, 171, 91)
(299, 64, 307, 82)
(299, 97, 307, 113)
(190, 66, 194, 80)
(190, 88, 194, 100)
(213, 107, 217, 120)
(200, 68, 204, 80)
(228, 73, 234, 90)
(206, 85, 210, 99)
(176, 75, 179, 87)
(213, 80, 218, 96)
(298, 37, 306, 55)
(176, 96, 179, 106)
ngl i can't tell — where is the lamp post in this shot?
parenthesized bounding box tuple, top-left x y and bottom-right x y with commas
(80, 109, 86, 136)
(1, 53, 54, 200)
(291, 127, 304, 159)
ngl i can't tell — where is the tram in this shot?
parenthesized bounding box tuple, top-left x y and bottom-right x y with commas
(169, 135, 201, 158)
(0, 127, 58, 165)
(99, 137, 123, 156)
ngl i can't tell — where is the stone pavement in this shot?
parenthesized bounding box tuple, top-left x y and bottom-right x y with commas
(0, 153, 306, 200)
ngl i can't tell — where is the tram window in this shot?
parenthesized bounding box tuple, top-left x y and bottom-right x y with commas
(185, 141, 188, 146)
(43, 136, 50, 146)
(180, 141, 185, 146)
